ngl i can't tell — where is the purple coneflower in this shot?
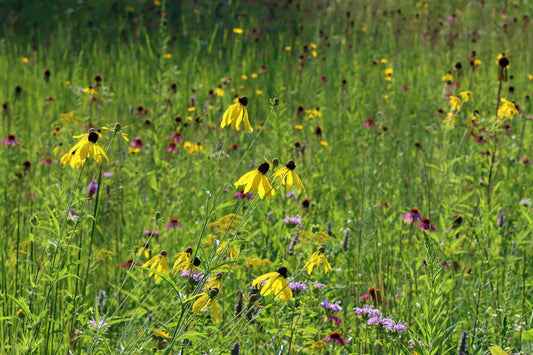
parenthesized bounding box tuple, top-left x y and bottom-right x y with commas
(320, 75, 327, 82)
(364, 119, 376, 127)
(402, 208, 422, 224)
(103, 172, 113, 178)
(322, 332, 349, 345)
(233, 189, 254, 200)
(143, 230, 160, 237)
(120, 259, 141, 268)
(166, 141, 179, 152)
(2, 134, 20, 146)
(170, 132, 182, 142)
(165, 217, 183, 230)
(130, 137, 144, 148)
(418, 218, 436, 231)
(41, 157, 54, 165)
(401, 86, 410, 91)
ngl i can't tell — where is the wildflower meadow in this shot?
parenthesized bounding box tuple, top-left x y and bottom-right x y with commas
(1, 0, 533, 354)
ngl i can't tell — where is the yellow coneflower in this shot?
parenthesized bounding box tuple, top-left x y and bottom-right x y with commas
(136, 243, 151, 259)
(449, 96, 461, 112)
(61, 129, 108, 168)
(184, 287, 220, 322)
(304, 246, 332, 275)
(443, 112, 457, 127)
(467, 110, 480, 127)
(171, 247, 193, 275)
(205, 273, 222, 290)
(60, 111, 78, 123)
(459, 91, 472, 103)
(214, 85, 224, 97)
(252, 266, 292, 302)
(272, 160, 305, 193)
(142, 250, 169, 280)
(234, 162, 274, 200)
(102, 123, 129, 142)
(216, 242, 240, 260)
(221, 96, 252, 132)
(497, 98, 518, 123)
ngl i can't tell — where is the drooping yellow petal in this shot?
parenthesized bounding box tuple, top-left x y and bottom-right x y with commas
(192, 294, 210, 312)
(211, 300, 220, 322)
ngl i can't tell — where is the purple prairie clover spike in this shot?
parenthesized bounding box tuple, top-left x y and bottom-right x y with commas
(87, 179, 98, 199)
(458, 330, 468, 355)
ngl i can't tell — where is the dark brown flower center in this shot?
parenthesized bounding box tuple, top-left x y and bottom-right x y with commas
(285, 160, 296, 170)
(258, 162, 270, 175)
(238, 96, 248, 106)
(277, 266, 288, 278)
(329, 332, 341, 339)
(88, 131, 99, 143)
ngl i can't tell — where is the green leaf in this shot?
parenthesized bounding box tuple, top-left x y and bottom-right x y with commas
(522, 328, 533, 341)
(489, 346, 509, 355)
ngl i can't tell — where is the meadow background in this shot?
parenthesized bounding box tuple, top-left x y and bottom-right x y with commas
(1, 0, 533, 353)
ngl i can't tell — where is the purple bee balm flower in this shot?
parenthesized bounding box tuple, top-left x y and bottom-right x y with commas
(2, 134, 20, 146)
(368, 316, 395, 329)
(180, 269, 204, 282)
(143, 230, 160, 237)
(322, 332, 349, 345)
(87, 317, 109, 331)
(165, 218, 183, 230)
(284, 216, 302, 228)
(310, 281, 326, 289)
(87, 179, 98, 199)
(394, 322, 407, 332)
(320, 298, 342, 313)
(289, 281, 308, 293)
(68, 208, 79, 221)
(402, 208, 422, 224)
(418, 218, 436, 231)
(285, 191, 298, 199)
(353, 305, 382, 318)
(520, 199, 532, 206)
(103, 172, 113, 178)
